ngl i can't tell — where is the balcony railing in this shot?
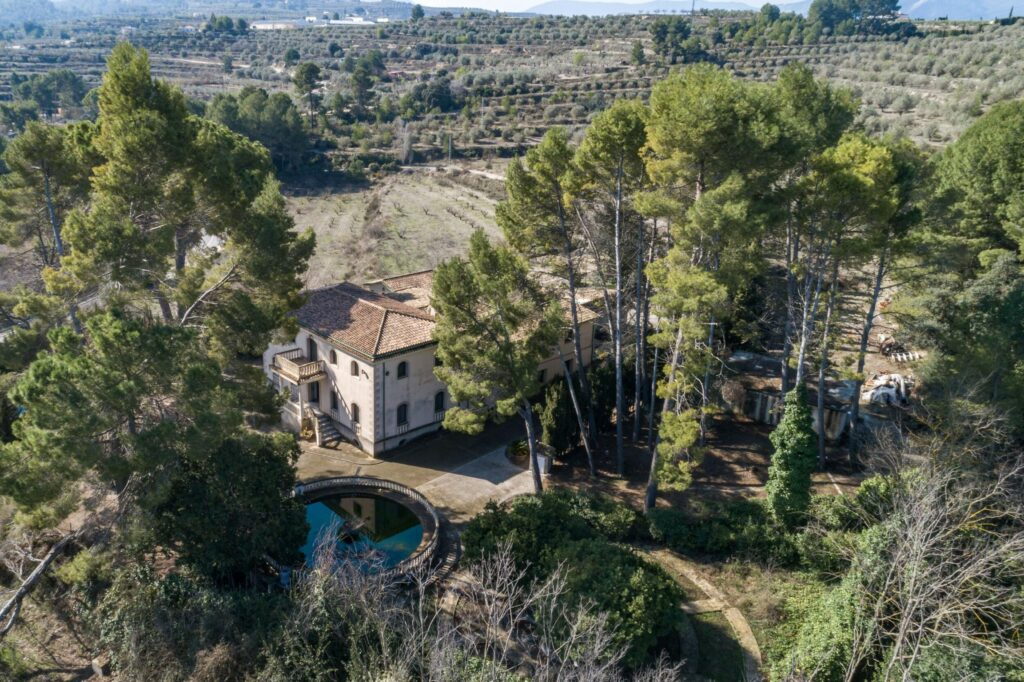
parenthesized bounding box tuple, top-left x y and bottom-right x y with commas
(273, 348, 326, 384)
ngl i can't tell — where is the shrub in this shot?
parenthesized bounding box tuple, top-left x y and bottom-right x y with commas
(647, 499, 801, 566)
(561, 488, 645, 541)
(463, 490, 680, 667)
(781, 578, 857, 680)
(795, 529, 856, 575)
(544, 538, 684, 668)
(98, 565, 285, 680)
(55, 547, 114, 602)
(537, 380, 578, 457)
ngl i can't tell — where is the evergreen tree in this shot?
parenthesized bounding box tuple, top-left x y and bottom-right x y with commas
(933, 100, 1024, 271)
(631, 40, 646, 65)
(292, 62, 322, 126)
(207, 87, 307, 171)
(570, 100, 648, 476)
(498, 128, 597, 449)
(538, 380, 577, 457)
(0, 44, 313, 581)
(765, 387, 817, 526)
(432, 231, 561, 494)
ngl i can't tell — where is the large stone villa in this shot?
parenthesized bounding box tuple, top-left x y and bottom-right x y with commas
(263, 270, 600, 455)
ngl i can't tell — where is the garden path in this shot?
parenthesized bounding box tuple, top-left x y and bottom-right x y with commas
(642, 547, 764, 682)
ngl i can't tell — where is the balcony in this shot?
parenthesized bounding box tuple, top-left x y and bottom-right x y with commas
(272, 348, 326, 384)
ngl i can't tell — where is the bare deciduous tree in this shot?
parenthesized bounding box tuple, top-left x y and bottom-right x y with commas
(269, 538, 683, 681)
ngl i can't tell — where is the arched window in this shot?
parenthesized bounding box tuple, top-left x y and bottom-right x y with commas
(434, 391, 445, 413)
(329, 349, 337, 364)
(351, 403, 360, 423)
(397, 403, 408, 426)
(350, 360, 359, 376)
(397, 361, 408, 379)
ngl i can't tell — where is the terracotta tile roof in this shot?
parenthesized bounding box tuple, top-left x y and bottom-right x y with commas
(571, 300, 601, 325)
(369, 269, 435, 293)
(295, 282, 436, 360)
(368, 268, 599, 323)
(381, 286, 432, 312)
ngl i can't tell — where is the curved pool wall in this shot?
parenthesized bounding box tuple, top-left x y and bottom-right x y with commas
(294, 477, 440, 578)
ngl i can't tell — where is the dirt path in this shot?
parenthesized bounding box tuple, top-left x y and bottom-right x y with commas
(642, 547, 763, 682)
(400, 164, 506, 181)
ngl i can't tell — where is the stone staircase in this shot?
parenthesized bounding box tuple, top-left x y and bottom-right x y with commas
(311, 409, 345, 447)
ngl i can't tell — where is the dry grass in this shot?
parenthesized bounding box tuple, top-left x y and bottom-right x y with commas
(287, 167, 504, 289)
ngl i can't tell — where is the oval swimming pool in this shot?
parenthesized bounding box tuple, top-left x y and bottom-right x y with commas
(301, 492, 424, 569)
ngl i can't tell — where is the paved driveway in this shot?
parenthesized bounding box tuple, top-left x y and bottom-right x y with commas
(296, 419, 533, 525)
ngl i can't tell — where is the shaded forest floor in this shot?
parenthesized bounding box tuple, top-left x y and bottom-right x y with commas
(548, 412, 863, 510)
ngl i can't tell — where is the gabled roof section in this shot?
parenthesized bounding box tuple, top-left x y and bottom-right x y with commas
(295, 282, 436, 360)
(372, 269, 435, 293)
(364, 269, 435, 312)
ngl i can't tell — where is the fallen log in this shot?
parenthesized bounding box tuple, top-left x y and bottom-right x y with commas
(0, 529, 84, 638)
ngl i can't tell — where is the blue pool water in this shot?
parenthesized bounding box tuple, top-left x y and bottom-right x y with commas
(301, 493, 423, 569)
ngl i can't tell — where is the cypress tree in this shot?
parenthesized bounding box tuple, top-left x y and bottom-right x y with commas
(766, 387, 818, 526)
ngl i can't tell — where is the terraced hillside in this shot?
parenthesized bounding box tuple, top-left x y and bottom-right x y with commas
(3, 15, 1022, 153)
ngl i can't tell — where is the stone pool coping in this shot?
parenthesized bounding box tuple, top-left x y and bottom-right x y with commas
(296, 476, 442, 577)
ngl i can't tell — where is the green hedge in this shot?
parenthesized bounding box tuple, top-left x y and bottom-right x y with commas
(646, 499, 801, 566)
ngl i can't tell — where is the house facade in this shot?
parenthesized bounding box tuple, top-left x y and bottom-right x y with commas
(263, 270, 598, 456)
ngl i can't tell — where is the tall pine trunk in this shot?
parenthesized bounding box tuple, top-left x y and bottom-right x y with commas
(647, 345, 659, 455)
(43, 171, 81, 333)
(613, 161, 625, 476)
(559, 347, 594, 477)
(633, 219, 645, 442)
(699, 318, 716, 446)
(794, 240, 831, 388)
(560, 214, 598, 447)
(848, 248, 887, 466)
(645, 326, 682, 513)
(521, 402, 543, 495)
(780, 220, 800, 393)
(816, 261, 840, 469)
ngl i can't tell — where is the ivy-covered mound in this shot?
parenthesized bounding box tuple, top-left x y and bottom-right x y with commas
(462, 489, 684, 668)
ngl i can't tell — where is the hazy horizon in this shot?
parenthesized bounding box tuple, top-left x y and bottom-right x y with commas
(417, 0, 775, 13)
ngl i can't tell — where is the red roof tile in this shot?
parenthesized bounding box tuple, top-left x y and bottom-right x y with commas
(296, 282, 435, 360)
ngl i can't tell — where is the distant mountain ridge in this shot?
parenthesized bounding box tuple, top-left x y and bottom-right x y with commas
(525, 0, 810, 15)
(524, 0, 1018, 18)
(903, 0, 1018, 19)
(0, 0, 60, 23)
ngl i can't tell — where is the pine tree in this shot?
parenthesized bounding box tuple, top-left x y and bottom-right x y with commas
(765, 387, 818, 526)
(570, 100, 648, 476)
(432, 231, 561, 494)
(292, 62, 322, 126)
(498, 128, 597, 450)
(0, 44, 314, 581)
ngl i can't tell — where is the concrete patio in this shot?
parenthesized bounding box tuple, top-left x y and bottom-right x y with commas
(295, 419, 535, 524)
